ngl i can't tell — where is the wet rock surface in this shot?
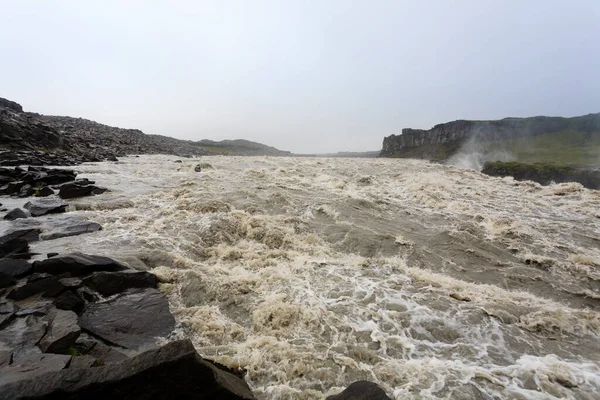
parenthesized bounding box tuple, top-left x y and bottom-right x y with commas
(0, 339, 255, 400)
(33, 253, 127, 276)
(326, 381, 392, 400)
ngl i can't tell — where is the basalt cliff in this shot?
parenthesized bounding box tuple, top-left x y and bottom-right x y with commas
(380, 113, 600, 164)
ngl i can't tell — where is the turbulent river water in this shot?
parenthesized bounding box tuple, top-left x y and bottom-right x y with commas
(20, 155, 600, 399)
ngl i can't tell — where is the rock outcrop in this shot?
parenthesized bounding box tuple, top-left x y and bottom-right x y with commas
(0, 97, 291, 163)
(380, 113, 600, 161)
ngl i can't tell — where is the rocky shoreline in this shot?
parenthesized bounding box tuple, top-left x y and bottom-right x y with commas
(0, 160, 389, 399)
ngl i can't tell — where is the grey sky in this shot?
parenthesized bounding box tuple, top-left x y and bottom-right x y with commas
(1, 1, 599, 153)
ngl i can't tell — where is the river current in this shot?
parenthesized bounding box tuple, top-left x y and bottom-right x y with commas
(21, 155, 600, 399)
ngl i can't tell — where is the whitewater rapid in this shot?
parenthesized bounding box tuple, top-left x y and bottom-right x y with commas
(26, 155, 600, 399)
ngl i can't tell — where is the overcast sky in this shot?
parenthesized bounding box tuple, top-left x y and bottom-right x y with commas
(1, 1, 599, 153)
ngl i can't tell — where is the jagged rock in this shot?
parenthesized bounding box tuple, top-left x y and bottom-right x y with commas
(75, 287, 99, 303)
(69, 355, 97, 368)
(0, 339, 254, 399)
(0, 302, 17, 327)
(53, 291, 85, 314)
(58, 183, 107, 199)
(35, 186, 54, 197)
(326, 381, 392, 400)
(78, 288, 175, 350)
(83, 270, 157, 296)
(0, 353, 72, 386)
(17, 184, 34, 198)
(3, 208, 28, 220)
(58, 278, 82, 289)
(23, 198, 68, 217)
(0, 98, 23, 112)
(14, 304, 50, 317)
(0, 273, 15, 288)
(0, 350, 12, 367)
(0, 259, 32, 279)
(28, 273, 53, 282)
(0, 229, 40, 244)
(0, 181, 26, 195)
(0, 315, 47, 358)
(33, 253, 126, 276)
(0, 239, 29, 259)
(73, 340, 128, 364)
(38, 309, 81, 354)
(41, 221, 102, 241)
(6, 275, 66, 300)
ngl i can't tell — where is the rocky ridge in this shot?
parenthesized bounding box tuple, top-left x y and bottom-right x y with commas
(380, 113, 600, 161)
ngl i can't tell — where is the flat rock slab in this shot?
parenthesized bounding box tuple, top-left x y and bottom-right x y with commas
(0, 353, 71, 386)
(69, 355, 97, 368)
(58, 183, 107, 199)
(7, 275, 66, 300)
(33, 253, 126, 276)
(326, 381, 392, 400)
(0, 315, 47, 358)
(0, 229, 40, 244)
(0, 259, 32, 278)
(0, 350, 12, 367)
(0, 339, 255, 399)
(83, 270, 157, 296)
(78, 288, 175, 350)
(74, 340, 128, 365)
(40, 221, 102, 241)
(38, 309, 81, 354)
(23, 199, 69, 217)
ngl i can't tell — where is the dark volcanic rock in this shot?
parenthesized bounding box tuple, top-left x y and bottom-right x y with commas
(4, 208, 28, 220)
(33, 253, 126, 276)
(53, 291, 85, 314)
(6, 275, 65, 300)
(58, 183, 107, 199)
(0, 259, 32, 278)
(35, 186, 54, 197)
(38, 309, 81, 354)
(0, 98, 23, 113)
(326, 381, 392, 400)
(0, 228, 40, 244)
(0, 339, 254, 399)
(0, 239, 30, 259)
(78, 288, 175, 350)
(69, 355, 98, 368)
(83, 270, 157, 296)
(40, 221, 102, 241)
(481, 161, 600, 190)
(23, 198, 68, 217)
(0, 315, 47, 358)
(0, 273, 15, 288)
(0, 350, 12, 367)
(74, 340, 128, 365)
(0, 353, 72, 386)
(17, 184, 34, 198)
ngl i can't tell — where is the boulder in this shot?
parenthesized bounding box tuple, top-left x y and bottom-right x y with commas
(0, 301, 17, 328)
(40, 221, 102, 241)
(53, 291, 85, 314)
(33, 253, 126, 276)
(58, 183, 107, 199)
(194, 164, 202, 172)
(83, 271, 157, 296)
(6, 275, 66, 300)
(0, 229, 40, 244)
(0, 273, 15, 288)
(38, 309, 81, 354)
(0, 181, 26, 195)
(17, 184, 34, 198)
(0, 259, 32, 279)
(0, 353, 72, 386)
(23, 199, 68, 217)
(326, 381, 392, 400)
(0, 339, 255, 399)
(78, 288, 175, 350)
(0, 239, 30, 259)
(3, 208, 28, 221)
(35, 186, 54, 197)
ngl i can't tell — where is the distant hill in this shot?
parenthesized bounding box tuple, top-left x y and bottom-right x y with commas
(196, 139, 291, 156)
(0, 97, 290, 163)
(380, 113, 600, 166)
